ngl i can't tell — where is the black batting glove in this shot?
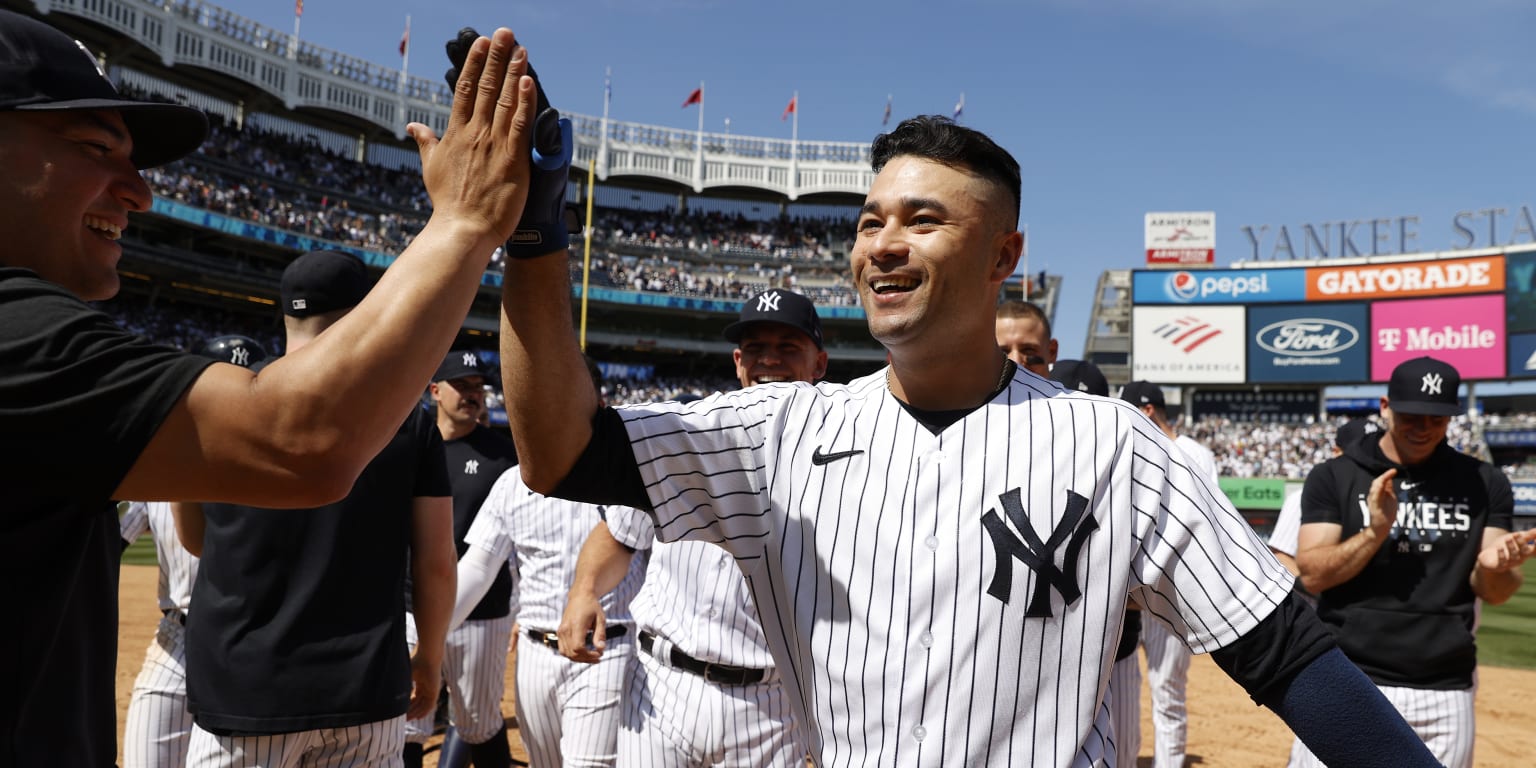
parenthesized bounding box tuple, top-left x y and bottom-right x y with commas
(445, 27, 572, 258)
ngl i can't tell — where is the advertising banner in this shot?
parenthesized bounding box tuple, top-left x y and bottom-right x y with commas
(1247, 303, 1370, 383)
(1508, 251, 1536, 333)
(1512, 482, 1536, 516)
(1307, 255, 1504, 301)
(1145, 212, 1216, 266)
(1133, 306, 1246, 383)
(1371, 294, 1506, 380)
(1218, 478, 1289, 511)
(1507, 332, 1536, 379)
(1132, 268, 1308, 305)
(1191, 389, 1320, 422)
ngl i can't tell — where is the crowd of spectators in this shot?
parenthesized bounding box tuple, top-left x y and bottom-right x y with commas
(126, 87, 865, 306)
(96, 292, 284, 357)
(1185, 415, 1486, 480)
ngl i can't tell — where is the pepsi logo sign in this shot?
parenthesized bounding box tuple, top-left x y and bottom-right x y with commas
(1255, 318, 1359, 357)
(1168, 271, 1199, 301)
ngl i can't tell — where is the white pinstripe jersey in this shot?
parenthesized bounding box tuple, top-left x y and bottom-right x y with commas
(120, 501, 197, 613)
(607, 505, 777, 669)
(465, 468, 647, 633)
(615, 369, 1294, 767)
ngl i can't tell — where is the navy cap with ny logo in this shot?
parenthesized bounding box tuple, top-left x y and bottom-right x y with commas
(1386, 356, 1464, 416)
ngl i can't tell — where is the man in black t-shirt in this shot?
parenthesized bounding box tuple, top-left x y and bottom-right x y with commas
(403, 351, 519, 768)
(1296, 356, 1536, 768)
(178, 251, 458, 765)
(0, 11, 548, 766)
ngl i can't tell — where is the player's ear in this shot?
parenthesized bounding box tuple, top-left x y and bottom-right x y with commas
(813, 350, 829, 382)
(990, 229, 1024, 281)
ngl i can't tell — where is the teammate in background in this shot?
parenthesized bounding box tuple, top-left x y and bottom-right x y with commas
(1118, 380, 1219, 768)
(450, 356, 648, 767)
(994, 298, 1056, 377)
(403, 352, 521, 768)
(0, 12, 541, 764)
(496, 112, 1438, 766)
(1268, 417, 1381, 578)
(177, 250, 458, 766)
(118, 335, 268, 768)
(1295, 356, 1536, 768)
(1049, 360, 1144, 767)
(558, 289, 824, 767)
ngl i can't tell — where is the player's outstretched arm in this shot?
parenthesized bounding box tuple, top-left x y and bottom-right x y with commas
(1296, 468, 1396, 594)
(407, 495, 457, 720)
(557, 522, 637, 663)
(1472, 527, 1536, 604)
(115, 30, 537, 507)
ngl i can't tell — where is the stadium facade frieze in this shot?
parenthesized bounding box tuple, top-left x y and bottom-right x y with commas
(1239, 203, 1536, 261)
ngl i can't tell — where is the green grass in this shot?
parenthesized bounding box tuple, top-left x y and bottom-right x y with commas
(1477, 559, 1536, 670)
(121, 535, 159, 566)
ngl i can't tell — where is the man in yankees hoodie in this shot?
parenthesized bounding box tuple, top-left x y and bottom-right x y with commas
(1293, 355, 1536, 768)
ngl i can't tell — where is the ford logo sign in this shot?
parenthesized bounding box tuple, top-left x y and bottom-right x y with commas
(1256, 318, 1359, 357)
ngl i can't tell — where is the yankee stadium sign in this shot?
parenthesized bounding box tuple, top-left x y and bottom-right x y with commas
(1240, 204, 1536, 261)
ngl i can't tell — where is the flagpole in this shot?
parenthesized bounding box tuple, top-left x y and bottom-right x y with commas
(789, 90, 799, 201)
(598, 66, 611, 180)
(694, 80, 705, 192)
(1022, 224, 1030, 299)
(290, 3, 301, 61)
(401, 15, 411, 77)
(580, 150, 596, 351)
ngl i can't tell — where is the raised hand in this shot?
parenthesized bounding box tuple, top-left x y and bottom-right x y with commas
(407, 28, 535, 250)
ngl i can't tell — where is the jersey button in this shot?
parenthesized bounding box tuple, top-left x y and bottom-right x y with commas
(912, 725, 927, 742)
(919, 631, 933, 648)
(924, 535, 939, 551)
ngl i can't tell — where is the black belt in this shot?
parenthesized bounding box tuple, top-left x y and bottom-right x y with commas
(525, 624, 627, 651)
(638, 630, 767, 686)
(162, 609, 186, 626)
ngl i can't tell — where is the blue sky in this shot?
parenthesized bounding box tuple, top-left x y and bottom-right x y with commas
(214, 0, 1536, 366)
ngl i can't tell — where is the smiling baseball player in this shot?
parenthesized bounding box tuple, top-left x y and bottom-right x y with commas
(494, 109, 1441, 766)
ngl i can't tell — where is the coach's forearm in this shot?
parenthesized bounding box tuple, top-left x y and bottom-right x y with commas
(1471, 562, 1523, 605)
(170, 502, 206, 557)
(500, 252, 598, 493)
(1296, 529, 1384, 594)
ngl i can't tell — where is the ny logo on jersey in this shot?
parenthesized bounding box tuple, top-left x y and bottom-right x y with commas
(464, 459, 480, 475)
(981, 487, 1097, 617)
(757, 291, 782, 312)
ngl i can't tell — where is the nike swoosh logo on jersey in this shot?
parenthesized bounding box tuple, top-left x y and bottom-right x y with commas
(1401, 481, 1420, 490)
(812, 447, 865, 465)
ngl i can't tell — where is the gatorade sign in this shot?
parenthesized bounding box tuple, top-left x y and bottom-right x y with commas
(1307, 255, 1503, 301)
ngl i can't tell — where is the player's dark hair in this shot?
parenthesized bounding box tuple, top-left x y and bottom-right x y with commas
(870, 115, 1021, 230)
(996, 299, 1051, 338)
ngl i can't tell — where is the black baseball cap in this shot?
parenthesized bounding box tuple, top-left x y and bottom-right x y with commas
(0, 9, 208, 169)
(1335, 417, 1381, 448)
(723, 289, 824, 350)
(436, 350, 489, 383)
(1387, 356, 1464, 416)
(280, 250, 370, 317)
(1119, 380, 1166, 409)
(1048, 359, 1108, 397)
(195, 334, 267, 369)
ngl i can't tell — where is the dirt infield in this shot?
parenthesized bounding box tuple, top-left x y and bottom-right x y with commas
(115, 565, 1535, 766)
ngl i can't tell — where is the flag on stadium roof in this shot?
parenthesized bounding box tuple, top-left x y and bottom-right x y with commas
(295, 0, 303, 18)
(682, 87, 702, 108)
(953, 92, 965, 121)
(882, 94, 892, 126)
(399, 17, 409, 58)
(781, 95, 797, 121)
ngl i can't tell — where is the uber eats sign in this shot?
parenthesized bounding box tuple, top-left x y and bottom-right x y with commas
(1218, 478, 1288, 511)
